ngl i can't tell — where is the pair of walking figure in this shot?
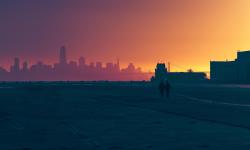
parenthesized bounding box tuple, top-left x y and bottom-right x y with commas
(158, 80, 171, 98)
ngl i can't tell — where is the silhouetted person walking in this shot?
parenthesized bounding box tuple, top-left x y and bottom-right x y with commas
(165, 80, 171, 98)
(158, 80, 165, 98)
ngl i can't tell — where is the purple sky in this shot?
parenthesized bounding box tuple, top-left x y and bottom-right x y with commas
(1, 0, 248, 72)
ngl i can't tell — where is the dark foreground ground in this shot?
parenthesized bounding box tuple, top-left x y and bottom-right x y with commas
(1, 82, 250, 150)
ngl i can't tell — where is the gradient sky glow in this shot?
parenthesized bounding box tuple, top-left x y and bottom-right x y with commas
(1, 0, 250, 72)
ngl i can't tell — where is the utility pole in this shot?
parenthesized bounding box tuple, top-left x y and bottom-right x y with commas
(168, 62, 171, 72)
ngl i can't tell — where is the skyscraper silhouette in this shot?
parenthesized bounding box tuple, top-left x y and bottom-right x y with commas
(79, 57, 86, 67)
(10, 57, 20, 73)
(59, 46, 67, 65)
(115, 58, 120, 72)
(22, 61, 28, 72)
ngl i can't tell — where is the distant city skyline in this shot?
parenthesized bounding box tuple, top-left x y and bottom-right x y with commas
(0, 46, 152, 81)
(0, 46, 152, 72)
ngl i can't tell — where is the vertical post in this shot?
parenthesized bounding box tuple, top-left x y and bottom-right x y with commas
(168, 62, 171, 72)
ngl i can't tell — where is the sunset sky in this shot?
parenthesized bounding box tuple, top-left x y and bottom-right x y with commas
(1, 0, 250, 72)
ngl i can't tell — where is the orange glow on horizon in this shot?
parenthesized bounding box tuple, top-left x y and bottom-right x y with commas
(1, 0, 250, 73)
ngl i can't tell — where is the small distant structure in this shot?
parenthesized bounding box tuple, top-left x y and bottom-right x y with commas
(10, 57, 20, 73)
(59, 46, 67, 65)
(210, 50, 250, 83)
(153, 63, 168, 81)
(151, 63, 207, 83)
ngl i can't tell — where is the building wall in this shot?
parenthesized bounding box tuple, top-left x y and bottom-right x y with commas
(236, 61, 250, 83)
(210, 61, 237, 83)
(210, 51, 250, 83)
(154, 63, 167, 81)
(151, 63, 207, 83)
(167, 72, 207, 83)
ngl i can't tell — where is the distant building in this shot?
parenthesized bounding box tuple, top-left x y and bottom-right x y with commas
(59, 46, 67, 65)
(151, 63, 207, 83)
(114, 59, 120, 72)
(210, 61, 237, 83)
(79, 57, 86, 67)
(0, 67, 8, 80)
(106, 62, 114, 73)
(10, 57, 20, 73)
(68, 61, 78, 70)
(153, 63, 168, 81)
(210, 50, 250, 83)
(30, 61, 52, 73)
(0, 67, 7, 73)
(54, 46, 69, 72)
(96, 62, 103, 70)
(22, 61, 29, 72)
(167, 72, 207, 82)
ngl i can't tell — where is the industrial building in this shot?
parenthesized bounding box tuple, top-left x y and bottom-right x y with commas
(151, 63, 207, 83)
(210, 50, 250, 83)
